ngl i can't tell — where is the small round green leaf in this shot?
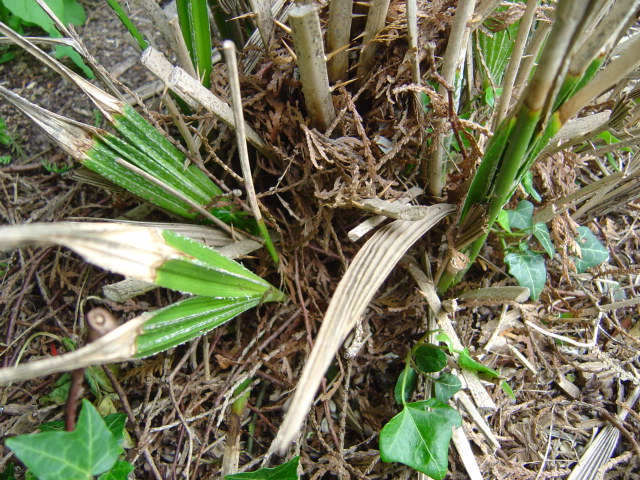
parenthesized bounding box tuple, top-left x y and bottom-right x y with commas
(414, 345, 447, 373)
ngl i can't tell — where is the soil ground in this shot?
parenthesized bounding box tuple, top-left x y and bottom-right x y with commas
(1, 1, 639, 479)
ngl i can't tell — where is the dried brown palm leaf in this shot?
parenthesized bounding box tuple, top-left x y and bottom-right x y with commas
(273, 203, 455, 452)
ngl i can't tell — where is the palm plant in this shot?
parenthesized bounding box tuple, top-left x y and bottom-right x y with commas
(1, 0, 639, 478)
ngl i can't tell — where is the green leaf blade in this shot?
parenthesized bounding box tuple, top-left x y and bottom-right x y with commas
(457, 349, 499, 378)
(532, 222, 555, 257)
(224, 456, 299, 480)
(136, 296, 260, 357)
(158, 230, 285, 300)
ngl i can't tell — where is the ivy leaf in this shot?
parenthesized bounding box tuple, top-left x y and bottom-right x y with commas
(532, 222, 555, 257)
(496, 209, 511, 233)
(414, 345, 447, 373)
(394, 367, 418, 404)
(103, 413, 127, 447)
(434, 373, 461, 403)
(224, 456, 299, 479)
(573, 227, 609, 273)
(2, 0, 86, 34)
(457, 349, 499, 378)
(379, 399, 462, 479)
(97, 461, 134, 480)
(435, 332, 456, 355)
(507, 200, 533, 231)
(5, 400, 121, 480)
(504, 250, 546, 300)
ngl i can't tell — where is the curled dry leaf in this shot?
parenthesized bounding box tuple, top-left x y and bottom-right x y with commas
(274, 203, 455, 452)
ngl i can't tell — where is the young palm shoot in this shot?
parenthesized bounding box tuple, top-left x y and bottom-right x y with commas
(176, 0, 212, 87)
(0, 222, 287, 384)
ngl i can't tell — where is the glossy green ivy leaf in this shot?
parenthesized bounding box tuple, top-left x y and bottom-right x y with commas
(457, 349, 499, 378)
(97, 461, 134, 480)
(103, 413, 127, 447)
(224, 456, 299, 480)
(2, 0, 85, 32)
(507, 200, 533, 231)
(434, 372, 462, 403)
(504, 249, 546, 300)
(532, 222, 555, 257)
(2, 0, 93, 77)
(5, 400, 120, 480)
(379, 399, 462, 479)
(394, 367, 418, 404)
(414, 345, 447, 373)
(573, 226, 608, 273)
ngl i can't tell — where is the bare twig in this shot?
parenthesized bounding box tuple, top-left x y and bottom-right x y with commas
(327, 0, 353, 83)
(355, 0, 391, 86)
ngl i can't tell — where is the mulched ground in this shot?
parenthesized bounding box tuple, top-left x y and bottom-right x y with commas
(1, 1, 639, 479)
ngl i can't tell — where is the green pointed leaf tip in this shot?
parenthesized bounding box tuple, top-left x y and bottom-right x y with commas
(507, 200, 533, 231)
(379, 399, 462, 479)
(414, 345, 447, 373)
(224, 456, 300, 480)
(394, 367, 418, 404)
(457, 349, 499, 378)
(5, 399, 120, 480)
(434, 332, 455, 355)
(434, 372, 462, 403)
(573, 226, 608, 273)
(532, 222, 555, 257)
(158, 229, 286, 301)
(501, 380, 516, 400)
(504, 250, 546, 300)
(137, 296, 261, 357)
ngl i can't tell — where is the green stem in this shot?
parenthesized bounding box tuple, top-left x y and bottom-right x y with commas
(105, 0, 148, 50)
